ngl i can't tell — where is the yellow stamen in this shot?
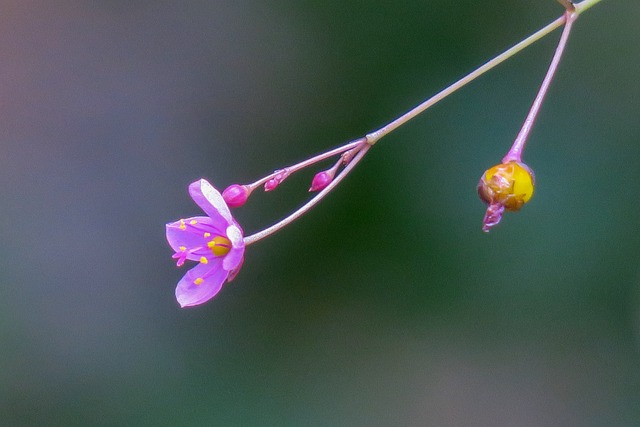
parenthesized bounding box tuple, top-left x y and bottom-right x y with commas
(203, 232, 211, 238)
(179, 219, 186, 230)
(179, 246, 186, 252)
(200, 256, 208, 264)
(207, 235, 232, 257)
(194, 278, 204, 285)
(190, 219, 197, 225)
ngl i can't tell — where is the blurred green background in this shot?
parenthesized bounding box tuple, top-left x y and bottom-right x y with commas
(1, 0, 639, 425)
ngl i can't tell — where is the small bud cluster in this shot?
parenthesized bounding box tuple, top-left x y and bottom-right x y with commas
(264, 170, 289, 192)
(218, 138, 370, 245)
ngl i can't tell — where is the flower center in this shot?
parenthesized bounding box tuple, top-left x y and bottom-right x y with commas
(207, 235, 232, 257)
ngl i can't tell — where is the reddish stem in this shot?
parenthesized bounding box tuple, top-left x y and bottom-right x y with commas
(503, 10, 578, 163)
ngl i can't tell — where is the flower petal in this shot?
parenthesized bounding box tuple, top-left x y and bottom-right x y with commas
(227, 256, 244, 282)
(189, 179, 233, 226)
(175, 260, 228, 308)
(166, 216, 230, 264)
(166, 216, 210, 251)
(222, 224, 245, 271)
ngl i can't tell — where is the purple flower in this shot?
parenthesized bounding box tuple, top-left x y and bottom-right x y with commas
(166, 179, 245, 307)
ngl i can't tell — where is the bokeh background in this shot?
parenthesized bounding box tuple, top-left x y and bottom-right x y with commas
(1, 0, 639, 425)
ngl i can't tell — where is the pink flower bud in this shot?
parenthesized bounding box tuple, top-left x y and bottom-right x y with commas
(264, 178, 279, 192)
(309, 171, 334, 192)
(222, 184, 250, 208)
(264, 170, 289, 192)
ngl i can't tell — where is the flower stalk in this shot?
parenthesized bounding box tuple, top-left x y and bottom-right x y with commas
(247, 138, 365, 190)
(242, 0, 600, 242)
(366, 0, 601, 145)
(478, 3, 580, 232)
(167, 0, 605, 306)
(503, 9, 578, 163)
(243, 143, 370, 246)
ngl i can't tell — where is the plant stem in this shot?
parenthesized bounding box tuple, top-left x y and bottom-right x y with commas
(503, 10, 577, 163)
(248, 138, 365, 189)
(365, 0, 603, 145)
(244, 145, 371, 246)
(556, 0, 576, 11)
(575, 0, 605, 14)
(242, 0, 605, 245)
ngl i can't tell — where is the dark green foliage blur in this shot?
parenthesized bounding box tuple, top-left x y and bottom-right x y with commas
(1, 0, 639, 425)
